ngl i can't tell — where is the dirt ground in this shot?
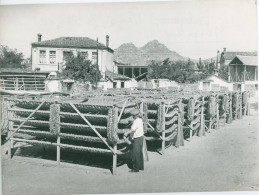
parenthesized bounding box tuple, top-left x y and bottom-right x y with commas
(1, 110, 259, 195)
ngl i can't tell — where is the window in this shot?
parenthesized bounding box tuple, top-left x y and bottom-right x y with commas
(141, 68, 148, 74)
(49, 51, 56, 64)
(125, 68, 133, 78)
(81, 52, 88, 59)
(113, 82, 117, 88)
(121, 82, 125, 88)
(39, 50, 46, 63)
(118, 67, 124, 75)
(92, 52, 97, 64)
(133, 68, 140, 78)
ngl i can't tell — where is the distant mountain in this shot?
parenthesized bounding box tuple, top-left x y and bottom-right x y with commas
(113, 40, 188, 66)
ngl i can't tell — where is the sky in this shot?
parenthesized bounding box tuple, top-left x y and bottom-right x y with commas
(0, 0, 257, 60)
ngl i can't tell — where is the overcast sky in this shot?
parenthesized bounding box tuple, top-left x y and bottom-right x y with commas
(0, 0, 257, 59)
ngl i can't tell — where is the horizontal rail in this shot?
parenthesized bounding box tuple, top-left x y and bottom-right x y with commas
(11, 138, 123, 154)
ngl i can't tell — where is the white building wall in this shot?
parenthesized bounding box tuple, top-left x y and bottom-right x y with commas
(32, 46, 114, 76)
(199, 76, 233, 91)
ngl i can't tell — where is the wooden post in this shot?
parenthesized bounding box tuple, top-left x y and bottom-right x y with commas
(112, 144, 117, 175)
(7, 100, 14, 158)
(239, 94, 243, 119)
(143, 137, 149, 161)
(161, 102, 166, 154)
(208, 118, 212, 132)
(50, 102, 61, 166)
(176, 104, 184, 147)
(244, 92, 248, 116)
(199, 96, 205, 136)
(229, 93, 233, 123)
(216, 100, 219, 129)
(189, 123, 193, 140)
(237, 93, 242, 119)
(3, 79, 5, 90)
(247, 103, 250, 116)
(15, 78, 18, 91)
(142, 102, 149, 161)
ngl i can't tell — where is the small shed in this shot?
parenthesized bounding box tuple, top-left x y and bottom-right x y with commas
(199, 75, 233, 92)
(97, 71, 137, 90)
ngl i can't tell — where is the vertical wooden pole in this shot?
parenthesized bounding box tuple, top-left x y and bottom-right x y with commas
(176, 101, 184, 147)
(247, 102, 250, 116)
(208, 118, 212, 132)
(143, 137, 149, 161)
(189, 123, 193, 140)
(161, 102, 166, 154)
(240, 94, 243, 119)
(142, 102, 149, 161)
(50, 102, 61, 166)
(3, 79, 5, 90)
(112, 144, 117, 175)
(234, 95, 238, 120)
(229, 93, 233, 122)
(216, 99, 219, 129)
(56, 103, 61, 166)
(7, 99, 14, 158)
(199, 96, 205, 136)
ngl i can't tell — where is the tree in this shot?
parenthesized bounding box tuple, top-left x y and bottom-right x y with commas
(60, 52, 102, 84)
(197, 57, 204, 70)
(218, 65, 229, 81)
(0, 45, 24, 68)
(148, 58, 206, 83)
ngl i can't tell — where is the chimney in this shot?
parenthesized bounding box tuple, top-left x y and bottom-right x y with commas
(106, 35, 109, 48)
(37, 34, 42, 42)
(223, 48, 226, 52)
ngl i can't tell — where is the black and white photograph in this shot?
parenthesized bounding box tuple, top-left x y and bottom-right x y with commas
(0, 0, 258, 194)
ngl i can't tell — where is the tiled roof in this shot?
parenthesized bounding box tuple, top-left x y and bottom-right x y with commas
(32, 37, 113, 52)
(230, 55, 258, 66)
(222, 51, 257, 61)
(105, 71, 131, 81)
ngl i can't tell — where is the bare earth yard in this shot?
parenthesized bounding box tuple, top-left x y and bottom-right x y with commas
(1, 112, 259, 195)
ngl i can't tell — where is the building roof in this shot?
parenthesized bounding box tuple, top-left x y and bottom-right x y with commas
(32, 37, 114, 53)
(204, 74, 230, 83)
(0, 68, 49, 77)
(105, 71, 131, 81)
(229, 55, 258, 66)
(222, 51, 257, 61)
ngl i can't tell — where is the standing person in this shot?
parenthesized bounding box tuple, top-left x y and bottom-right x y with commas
(123, 108, 144, 172)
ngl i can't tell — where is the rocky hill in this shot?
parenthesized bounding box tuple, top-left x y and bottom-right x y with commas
(113, 40, 188, 66)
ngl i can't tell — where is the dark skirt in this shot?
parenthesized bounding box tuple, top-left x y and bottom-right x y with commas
(131, 136, 144, 171)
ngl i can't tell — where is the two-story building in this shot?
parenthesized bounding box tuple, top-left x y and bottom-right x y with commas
(31, 34, 114, 76)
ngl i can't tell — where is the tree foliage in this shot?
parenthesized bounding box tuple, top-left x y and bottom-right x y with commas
(148, 58, 207, 83)
(218, 65, 229, 81)
(148, 57, 229, 83)
(60, 52, 102, 84)
(0, 45, 24, 68)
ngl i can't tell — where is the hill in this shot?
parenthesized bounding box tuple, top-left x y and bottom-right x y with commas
(113, 40, 188, 66)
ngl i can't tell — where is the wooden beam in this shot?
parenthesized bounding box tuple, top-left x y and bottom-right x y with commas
(117, 99, 128, 122)
(69, 102, 115, 154)
(161, 102, 166, 154)
(112, 144, 117, 175)
(6, 100, 47, 141)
